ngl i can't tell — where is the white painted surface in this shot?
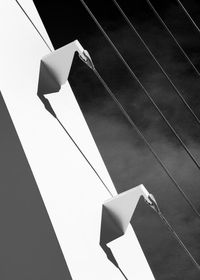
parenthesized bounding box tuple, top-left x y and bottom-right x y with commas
(0, 1, 154, 279)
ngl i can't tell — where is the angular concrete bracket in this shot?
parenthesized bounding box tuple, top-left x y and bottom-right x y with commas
(37, 40, 88, 117)
(100, 184, 151, 267)
(37, 40, 85, 96)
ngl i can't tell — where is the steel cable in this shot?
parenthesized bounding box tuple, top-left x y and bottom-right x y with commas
(146, 194, 200, 271)
(176, 0, 200, 34)
(160, 213, 200, 270)
(15, 0, 53, 52)
(56, 117, 113, 196)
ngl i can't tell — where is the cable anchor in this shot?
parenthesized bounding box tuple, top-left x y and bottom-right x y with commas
(79, 50, 95, 70)
(145, 194, 161, 214)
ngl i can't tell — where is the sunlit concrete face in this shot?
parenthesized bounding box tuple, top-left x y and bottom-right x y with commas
(0, 1, 154, 279)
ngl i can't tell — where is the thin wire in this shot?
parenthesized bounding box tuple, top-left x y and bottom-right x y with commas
(159, 212, 200, 271)
(118, 267, 128, 280)
(112, 0, 200, 127)
(79, 0, 200, 182)
(146, 196, 200, 271)
(15, 0, 53, 52)
(14, 0, 113, 198)
(177, 0, 200, 34)
(146, 0, 200, 78)
(56, 117, 113, 197)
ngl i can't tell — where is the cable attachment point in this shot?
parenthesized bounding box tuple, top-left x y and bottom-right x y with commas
(79, 50, 95, 70)
(145, 194, 161, 214)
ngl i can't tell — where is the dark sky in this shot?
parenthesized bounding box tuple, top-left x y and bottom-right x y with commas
(4, 0, 200, 279)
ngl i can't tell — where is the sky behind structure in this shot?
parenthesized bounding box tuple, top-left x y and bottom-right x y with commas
(32, 0, 200, 279)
